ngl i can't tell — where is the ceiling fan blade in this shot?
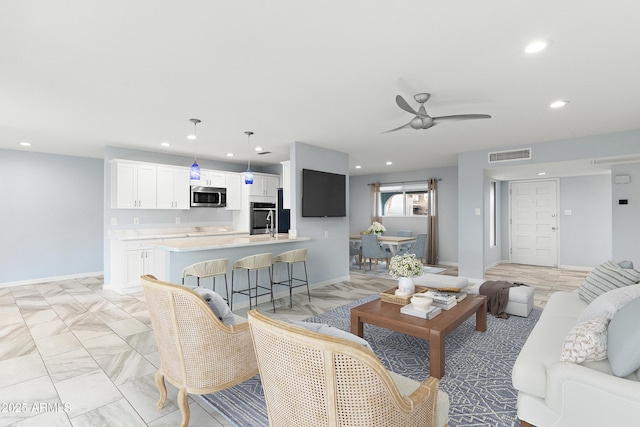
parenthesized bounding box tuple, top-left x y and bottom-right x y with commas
(433, 114, 491, 122)
(381, 121, 412, 134)
(395, 95, 422, 116)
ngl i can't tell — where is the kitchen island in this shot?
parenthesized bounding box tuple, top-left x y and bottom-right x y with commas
(150, 233, 311, 309)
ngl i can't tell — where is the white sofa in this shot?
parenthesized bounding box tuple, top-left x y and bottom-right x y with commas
(512, 290, 640, 426)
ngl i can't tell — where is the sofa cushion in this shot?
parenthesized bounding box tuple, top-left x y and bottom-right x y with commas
(578, 283, 640, 323)
(607, 296, 640, 377)
(560, 317, 608, 363)
(578, 260, 640, 303)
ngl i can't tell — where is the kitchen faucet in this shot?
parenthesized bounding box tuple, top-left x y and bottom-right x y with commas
(266, 210, 275, 237)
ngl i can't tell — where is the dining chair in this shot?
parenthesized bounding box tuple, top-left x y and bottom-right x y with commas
(247, 309, 450, 427)
(349, 245, 362, 268)
(361, 233, 392, 273)
(397, 230, 413, 252)
(140, 275, 258, 427)
(398, 233, 427, 263)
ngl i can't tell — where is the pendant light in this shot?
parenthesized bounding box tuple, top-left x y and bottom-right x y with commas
(244, 131, 254, 184)
(189, 118, 201, 180)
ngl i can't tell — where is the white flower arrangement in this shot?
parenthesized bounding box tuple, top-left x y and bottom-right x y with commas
(388, 253, 424, 279)
(367, 221, 386, 234)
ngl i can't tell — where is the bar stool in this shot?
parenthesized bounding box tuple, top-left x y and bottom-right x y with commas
(231, 253, 275, 312)
(272, 248, 310, 308)
(181, 258, 229, 302)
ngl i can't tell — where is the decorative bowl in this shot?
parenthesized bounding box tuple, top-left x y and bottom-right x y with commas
(410, 294, 433, 311)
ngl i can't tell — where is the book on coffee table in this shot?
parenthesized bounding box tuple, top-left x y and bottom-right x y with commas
(400, 305, 442, 319)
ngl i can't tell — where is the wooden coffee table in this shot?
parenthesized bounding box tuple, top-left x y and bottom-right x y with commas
(350, 294, 487, 379)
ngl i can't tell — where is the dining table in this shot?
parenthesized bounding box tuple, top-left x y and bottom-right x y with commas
(349, 234, 416, 256)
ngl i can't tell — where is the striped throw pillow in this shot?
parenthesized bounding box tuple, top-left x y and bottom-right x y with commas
(578, 261, 640, 303)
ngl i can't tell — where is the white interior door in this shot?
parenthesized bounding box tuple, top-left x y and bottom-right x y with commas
(510, 180, 559, 267)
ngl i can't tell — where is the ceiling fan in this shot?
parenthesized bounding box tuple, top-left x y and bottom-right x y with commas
(383, 93, 491, 133)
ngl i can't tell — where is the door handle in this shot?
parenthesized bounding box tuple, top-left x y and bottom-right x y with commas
(552, 227, 557, 231)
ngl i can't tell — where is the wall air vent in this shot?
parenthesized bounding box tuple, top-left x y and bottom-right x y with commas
(488, 148, 532, 163)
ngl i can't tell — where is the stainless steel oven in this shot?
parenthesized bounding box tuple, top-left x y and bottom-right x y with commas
(190, 186, 227, 207)
(250, 202, 276, 234)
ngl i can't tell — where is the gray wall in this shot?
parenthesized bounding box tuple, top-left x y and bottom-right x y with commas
(0, 149, 104, 283)
(348, 166, 459, 265)
(290, 142, 350, 282)
(459, 129, 640, 279)
(560, 174, 612, 267)
(612, 163, 640, 266)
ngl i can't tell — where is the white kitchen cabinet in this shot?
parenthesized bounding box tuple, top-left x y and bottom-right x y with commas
(249, 173, 280, 197)
(192, 170, 226, 187)
(157, 166, 190, 209)
(281, 161, 291, 209)
(111, 161, 157, 209)
(225, 172, 242, 210)
(108, 240, 165, 294)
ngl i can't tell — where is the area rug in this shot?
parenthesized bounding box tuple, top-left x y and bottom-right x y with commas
(201, 295, 541, 427)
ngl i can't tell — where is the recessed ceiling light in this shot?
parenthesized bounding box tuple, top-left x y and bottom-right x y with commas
(254, 147, 263, 152)
(187, 134, 196, 140)
(537, 172, 547, 176)
(386, 161, 393, 165)
(550, 100, 569, 108)
(19, 141, 31, 147)
(160, 142, 170, 147)
(525, 40, 548, 54)
(226, 152, 234, 157)
(355, 165, 361, 169)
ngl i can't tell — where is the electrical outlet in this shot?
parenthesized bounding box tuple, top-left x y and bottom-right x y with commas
(110, 217, 117, 225)
(175, 217, 181, 224)
(133, 217, 139, 225)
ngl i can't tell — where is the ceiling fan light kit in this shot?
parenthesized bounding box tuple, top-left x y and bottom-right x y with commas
(384, 92, 491, 133)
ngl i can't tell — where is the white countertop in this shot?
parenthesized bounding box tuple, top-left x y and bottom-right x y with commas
(146, 233, 310, 252)
(108, 226, 247, 241)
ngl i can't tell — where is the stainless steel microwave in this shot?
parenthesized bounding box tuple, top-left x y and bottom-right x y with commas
(190, 186, 227, 207)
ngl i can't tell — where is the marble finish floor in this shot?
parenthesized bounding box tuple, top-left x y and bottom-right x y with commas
(0, 264, 587, 426)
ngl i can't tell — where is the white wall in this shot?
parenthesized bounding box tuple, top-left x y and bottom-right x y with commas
(0, 149, 104, 284)
(612, 163, 640, 266)
(348, 166, 458, 265)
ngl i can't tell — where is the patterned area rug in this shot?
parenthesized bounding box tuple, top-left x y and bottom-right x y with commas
(201, 295, 541, 427)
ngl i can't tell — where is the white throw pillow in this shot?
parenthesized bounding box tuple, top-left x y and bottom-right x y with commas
(560, 317, 608, 363)
(578, 284, 640, 323)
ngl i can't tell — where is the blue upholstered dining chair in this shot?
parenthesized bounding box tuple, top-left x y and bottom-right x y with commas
(396, 230, 413, 252)
(360, 233, 391, 273)
(397, 233, 427, 263)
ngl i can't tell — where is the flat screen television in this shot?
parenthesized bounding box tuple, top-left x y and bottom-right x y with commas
(302, 168, 346, 217)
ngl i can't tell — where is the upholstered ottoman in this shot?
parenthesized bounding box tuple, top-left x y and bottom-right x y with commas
(468, 283, 534, 317)
(414, 273, 468, 291)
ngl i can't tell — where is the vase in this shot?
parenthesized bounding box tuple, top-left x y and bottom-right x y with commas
(397, 277, 415, 294)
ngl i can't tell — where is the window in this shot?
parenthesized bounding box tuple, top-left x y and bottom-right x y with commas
(380, 184, 432, 217)
(489, 181, 497, 247)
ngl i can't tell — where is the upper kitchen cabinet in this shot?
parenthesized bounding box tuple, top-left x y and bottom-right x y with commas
(111, 160, 157, 209)
(192, 170, 226, 187)
(157, 165, 190, 209)
(225, 172, 242, 210)
(249, 173, 280, 198)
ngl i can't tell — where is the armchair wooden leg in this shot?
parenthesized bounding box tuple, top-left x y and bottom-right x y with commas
(520, 420, 533, 427)
(154, 369, 167, 409)
(178, 387, 190, 427)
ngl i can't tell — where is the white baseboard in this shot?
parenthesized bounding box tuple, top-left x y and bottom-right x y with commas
(437, 261, 458, 267)
(558, 264, 594, 271)
(0, 271, 104, 289)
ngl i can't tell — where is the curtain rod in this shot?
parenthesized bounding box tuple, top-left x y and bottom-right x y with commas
(368, 178, 441, 186)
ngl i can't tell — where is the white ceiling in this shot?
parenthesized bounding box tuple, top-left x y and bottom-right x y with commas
(2, 1, 639, 177)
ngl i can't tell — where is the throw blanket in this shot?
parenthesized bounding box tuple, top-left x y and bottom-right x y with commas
(480, 281, 524, 319)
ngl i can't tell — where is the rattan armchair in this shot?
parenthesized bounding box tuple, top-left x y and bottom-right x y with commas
(140, 275, 258, 427)
(248, 310, 449, 427)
